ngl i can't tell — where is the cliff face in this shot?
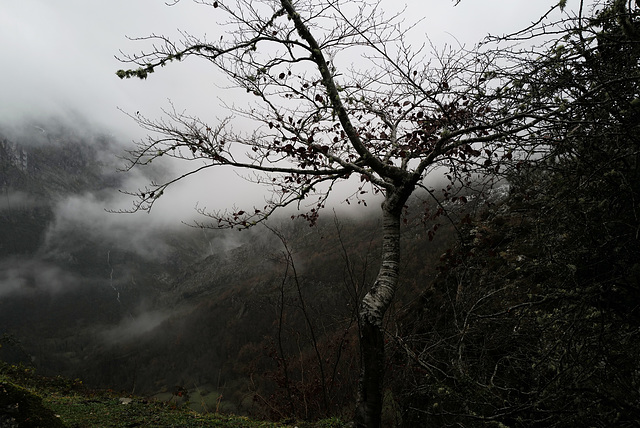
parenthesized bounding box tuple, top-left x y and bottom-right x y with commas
(0, 123, 119, 257)
(0, 124, 119, 197)
(0, 138, 29, 173)
(0, 137, 33, 201)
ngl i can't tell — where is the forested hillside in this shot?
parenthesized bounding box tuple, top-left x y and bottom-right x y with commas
(0, 119, 458, 419)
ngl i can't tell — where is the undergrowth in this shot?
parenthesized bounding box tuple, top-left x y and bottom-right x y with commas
(0, 362, 346, 428)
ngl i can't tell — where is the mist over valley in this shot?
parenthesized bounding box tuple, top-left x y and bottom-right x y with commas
(0, 117, 453, 417)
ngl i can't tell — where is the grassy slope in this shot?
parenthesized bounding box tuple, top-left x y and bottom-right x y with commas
(0, 363, 345, 428)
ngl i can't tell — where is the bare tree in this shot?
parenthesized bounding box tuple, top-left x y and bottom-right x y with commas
(116, 0, 559, 426)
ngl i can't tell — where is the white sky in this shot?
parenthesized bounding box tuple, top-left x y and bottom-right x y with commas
(0, 0, 561, 132)
(0, 0, 565, 220)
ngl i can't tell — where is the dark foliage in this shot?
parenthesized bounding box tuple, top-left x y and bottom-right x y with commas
(392, 1, 640, 426)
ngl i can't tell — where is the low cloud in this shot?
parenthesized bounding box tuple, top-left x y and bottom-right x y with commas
(0, 191, 43, 211)
(0, 257, 80, 298)
(43, 191, 185, 261)
(101, 310, 171, 344)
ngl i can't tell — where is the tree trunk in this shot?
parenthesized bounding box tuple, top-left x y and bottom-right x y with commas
(355, 194, 403, 428)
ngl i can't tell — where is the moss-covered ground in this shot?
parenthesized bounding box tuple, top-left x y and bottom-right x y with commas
(0, 363, 346, 428)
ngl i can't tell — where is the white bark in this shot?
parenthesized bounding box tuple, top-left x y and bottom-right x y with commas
(355, 190, 407, 428)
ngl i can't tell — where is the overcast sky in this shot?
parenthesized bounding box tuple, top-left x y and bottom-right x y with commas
(0, 0, 563, 220)
(0, 0, 560, 132)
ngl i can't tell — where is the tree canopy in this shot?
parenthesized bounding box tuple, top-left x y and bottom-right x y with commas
(116, 0, 556, 227)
